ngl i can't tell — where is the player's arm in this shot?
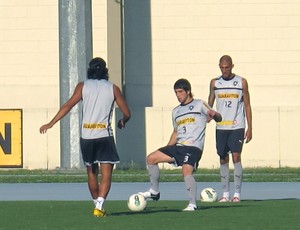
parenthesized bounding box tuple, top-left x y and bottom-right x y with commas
(208, 78, 216, 107)
(40, 82, 83, 134)
(242, 78, 252, 143)
(203, 101, 222, 122)
(207, 109, 222, 122)
(114, 84, 131, 129)
(206, 79, 217, 123)
(167, 129, 177, 146)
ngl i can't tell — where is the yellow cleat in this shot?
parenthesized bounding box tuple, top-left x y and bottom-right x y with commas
(93, 208, 107, 217)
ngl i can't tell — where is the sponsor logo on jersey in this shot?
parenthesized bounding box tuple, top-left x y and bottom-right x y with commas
(217, 93, 239, 98)
(176, 117, 195, 126)
(83, 123, 107, 129)
(217, 120, 236, 126)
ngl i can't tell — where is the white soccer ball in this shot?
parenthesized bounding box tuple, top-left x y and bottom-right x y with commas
(127, 193, 147, 212)
(200, 187, 218, 202)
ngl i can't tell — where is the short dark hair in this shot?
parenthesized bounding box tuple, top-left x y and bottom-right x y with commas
(173, 78, 191, 92)
(219, 55, 233, 65)
(87, 57, 109, 80)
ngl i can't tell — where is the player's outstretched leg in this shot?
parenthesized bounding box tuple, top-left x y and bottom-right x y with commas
(139, 164, 161, 201)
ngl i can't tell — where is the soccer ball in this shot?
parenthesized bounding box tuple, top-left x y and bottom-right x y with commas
(200, 187, 218, 202)
(127, 193, 147, 212)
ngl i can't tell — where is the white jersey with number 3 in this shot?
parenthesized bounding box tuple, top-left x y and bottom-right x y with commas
(214, 75, 245, 130)
(172, 99, 210, 151)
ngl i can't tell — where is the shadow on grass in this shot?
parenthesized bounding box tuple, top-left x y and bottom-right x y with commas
(109, 204, 245, 216)
(108, 199, 300, 217)
(110, 207, 181, 216)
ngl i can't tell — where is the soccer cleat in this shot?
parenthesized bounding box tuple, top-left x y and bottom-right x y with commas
(231, 197, 240, 202)
(138, 191, 160, 201)
(182, 204, 197, 211)
(93, 208, 107, 217)
(218, 197, 230, 202)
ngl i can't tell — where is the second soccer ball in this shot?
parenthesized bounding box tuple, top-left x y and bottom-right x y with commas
(200, 187, 218, 202)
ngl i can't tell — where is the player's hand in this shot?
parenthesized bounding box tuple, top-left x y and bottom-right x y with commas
(117, 119, 125, 129)
(39, 124, 52, 134)
(207, 109, 222, 122)
(206, 110, 215, 123)
(207, 110, 215, 118)
(245, 129, 252, 143)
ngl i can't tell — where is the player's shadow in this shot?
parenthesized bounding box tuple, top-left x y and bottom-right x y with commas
(111, 198, 299, 216)
(109, 204, 244, 216)
(110, 207, 182, 216)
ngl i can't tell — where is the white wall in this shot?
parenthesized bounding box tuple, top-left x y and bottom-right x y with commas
(0, 0, 299, 169)
(146, 0, 300, 168)
(0, 1, 60, 169)
(145, 106, 300, 169)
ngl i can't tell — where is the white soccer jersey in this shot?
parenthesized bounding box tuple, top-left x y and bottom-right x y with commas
(81, 79, 115, 139)
(214, 75, 245, 130)
(172, 99, 210, 151)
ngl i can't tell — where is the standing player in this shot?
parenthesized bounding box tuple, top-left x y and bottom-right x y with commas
(40, 57, 131, 217)
(208, 55, 252, 202)
(140, 78, 222, 211)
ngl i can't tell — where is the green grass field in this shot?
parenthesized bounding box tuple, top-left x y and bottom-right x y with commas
(0, 168, 299, 229)
(1, 200, 299, 230)
(0, 167, 299, 183)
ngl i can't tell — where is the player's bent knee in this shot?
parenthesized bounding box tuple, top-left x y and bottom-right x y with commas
(146, 154, 155, 164)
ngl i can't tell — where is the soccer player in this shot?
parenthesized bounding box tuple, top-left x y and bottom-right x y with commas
(40, 57, 131, 217)
(208, 55, 252, 202)
(140, 78, 222, 211)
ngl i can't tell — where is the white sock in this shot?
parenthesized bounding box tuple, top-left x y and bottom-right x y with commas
(96, 197, 105, 210)
(234, 162, 243, 194)
(233, 193, 240, 199)
(189, 204, 197, 208)
(147, 164, 160, 192)
(223, 191, 230, 199)
(184, 175, 197, 207)
(149, 188, 159, 195)
(220, 163, 230, 195)
(93, 199, 97, 206)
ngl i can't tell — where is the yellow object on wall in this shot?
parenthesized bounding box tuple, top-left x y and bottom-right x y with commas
(0, 110, 22, 168)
